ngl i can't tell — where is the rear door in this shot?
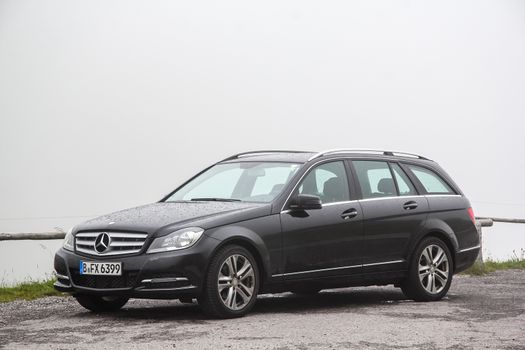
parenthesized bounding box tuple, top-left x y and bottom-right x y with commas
(403, 163, 478, 249)
(280, 160, 364, 279)
(351, 160, 429, 270)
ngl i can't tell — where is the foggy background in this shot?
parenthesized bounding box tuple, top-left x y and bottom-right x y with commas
(1, 0, 524, 283)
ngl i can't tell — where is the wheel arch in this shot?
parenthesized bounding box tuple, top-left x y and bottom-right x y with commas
(424, 232, 457, 270)
(407, 218, 459, 270)
(204, 226, 272, 288)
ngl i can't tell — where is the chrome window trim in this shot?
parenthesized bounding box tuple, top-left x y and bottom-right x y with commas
(280, 157, 463, 212)
(458, 245, 481, 253)
(271, 259, 405, 277)
(358, 194, 462, 202)
(425, 194, 462, 198)
(280, 194, 463, 213)
(358, 195, 418, 202)
(322, 200, 359, 207)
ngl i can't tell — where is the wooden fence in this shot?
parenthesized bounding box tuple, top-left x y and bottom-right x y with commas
(0, 217, 525, 241)
(0, 217, 522, 263)
(0, 217, 521, 242)
(0, 232, 66, 241)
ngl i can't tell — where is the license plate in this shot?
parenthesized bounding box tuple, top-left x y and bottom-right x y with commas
(79, 261, 122, 276)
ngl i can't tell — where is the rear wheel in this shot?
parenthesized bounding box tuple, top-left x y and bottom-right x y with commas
(401, 237, 453, 301)
(74, 295, 129, 312)
(198, 245, 259, 318)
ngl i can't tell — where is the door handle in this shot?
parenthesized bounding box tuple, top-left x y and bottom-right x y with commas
(341, 208, 358, 220)
(403, 201, 418, 210)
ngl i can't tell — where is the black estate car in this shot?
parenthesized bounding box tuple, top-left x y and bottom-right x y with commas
(54, 149, 480, 318)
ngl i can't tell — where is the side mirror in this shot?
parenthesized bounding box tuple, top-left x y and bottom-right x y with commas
(289, 194, 322, 211)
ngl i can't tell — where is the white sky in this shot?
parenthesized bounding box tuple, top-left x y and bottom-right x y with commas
(0, 0, 524, 259)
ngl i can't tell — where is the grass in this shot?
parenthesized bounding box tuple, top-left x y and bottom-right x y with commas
(0, 279, 64, 303)
(462, 249, 525, 276)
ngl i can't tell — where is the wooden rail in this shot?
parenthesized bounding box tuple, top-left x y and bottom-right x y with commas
(0, 232, 65, 241)
(476, 217, 525, 224)
(0, 217, 522, 241)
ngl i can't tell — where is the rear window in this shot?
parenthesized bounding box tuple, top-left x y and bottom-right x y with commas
(407, 165, 454, 194)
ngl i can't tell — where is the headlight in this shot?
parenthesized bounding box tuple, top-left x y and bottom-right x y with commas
(147, 227, 204, 254)
(63, 227, 74, 251)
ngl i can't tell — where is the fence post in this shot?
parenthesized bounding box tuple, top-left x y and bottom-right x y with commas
(475, 222, 483, 263)
(475, 218, 494, 263)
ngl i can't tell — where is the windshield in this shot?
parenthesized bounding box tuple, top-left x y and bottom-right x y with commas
(165, 162, 301, 203)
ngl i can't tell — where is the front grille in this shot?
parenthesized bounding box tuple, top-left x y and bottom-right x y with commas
(70, 270, 138, 289)
(75, 231, 148, 256)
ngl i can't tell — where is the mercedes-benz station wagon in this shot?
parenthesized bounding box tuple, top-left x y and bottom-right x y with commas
(54, 149, 480, 318)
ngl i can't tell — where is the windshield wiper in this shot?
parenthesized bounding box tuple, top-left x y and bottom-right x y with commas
(190, 197, 242, 202)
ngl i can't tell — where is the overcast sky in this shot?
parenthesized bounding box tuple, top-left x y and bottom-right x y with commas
(0, 0, 524, 255)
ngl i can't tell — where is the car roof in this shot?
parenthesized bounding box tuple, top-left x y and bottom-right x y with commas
(221, 151, 315, 163)
(220, 150, 433, 164)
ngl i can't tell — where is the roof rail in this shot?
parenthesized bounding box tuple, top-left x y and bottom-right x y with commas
(222, 150, 311, 162)
(308, 149, 430, 162)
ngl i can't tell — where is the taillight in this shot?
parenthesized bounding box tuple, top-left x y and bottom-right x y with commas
(467, 207, 476, 226)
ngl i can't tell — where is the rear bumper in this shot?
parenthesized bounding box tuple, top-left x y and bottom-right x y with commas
(454, 245, 480, 273)
(53, 237, 218, 299)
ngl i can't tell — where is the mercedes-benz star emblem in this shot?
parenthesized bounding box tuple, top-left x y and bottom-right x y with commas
(94, 232, 111, 253)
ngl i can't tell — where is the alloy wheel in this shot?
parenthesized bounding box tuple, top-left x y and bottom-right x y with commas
(418, 244, 449, 294)
(217, 254, 255, 310)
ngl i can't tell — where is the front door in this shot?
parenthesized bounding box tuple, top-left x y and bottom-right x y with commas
(280, 160, 363, 280)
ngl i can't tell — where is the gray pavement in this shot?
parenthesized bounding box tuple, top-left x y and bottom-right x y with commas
(1, 270, 524, 349)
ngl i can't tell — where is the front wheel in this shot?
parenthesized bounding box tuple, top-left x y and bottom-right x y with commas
(401, 237, 453, 301)
(74, 295, 129, 312)
(198, 245, 259, 318)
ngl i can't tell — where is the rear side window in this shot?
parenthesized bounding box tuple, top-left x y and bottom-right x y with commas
(391, 163, 417, 196)
(353, 161, 396, 199)
(407, 165, 454, 194)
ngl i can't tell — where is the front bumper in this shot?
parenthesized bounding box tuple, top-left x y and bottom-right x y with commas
(53, 237, 217, 299)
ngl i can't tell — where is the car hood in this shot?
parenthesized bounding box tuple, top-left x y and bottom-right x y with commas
(74, 201, 271, 236)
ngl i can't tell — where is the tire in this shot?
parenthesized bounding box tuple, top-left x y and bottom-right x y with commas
(198, 245, 260, 318)
(74, 295, 129, 312)
(401, 237, 453, 301)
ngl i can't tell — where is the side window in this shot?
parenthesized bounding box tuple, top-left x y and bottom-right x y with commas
(407, 165, 454, 194)
(391, 163, 417, 196)
(353, 161, 397, 199)
(298, 161, 350, 204)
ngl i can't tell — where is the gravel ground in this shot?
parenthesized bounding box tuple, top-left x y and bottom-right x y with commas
(0, 270, 524, 350)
